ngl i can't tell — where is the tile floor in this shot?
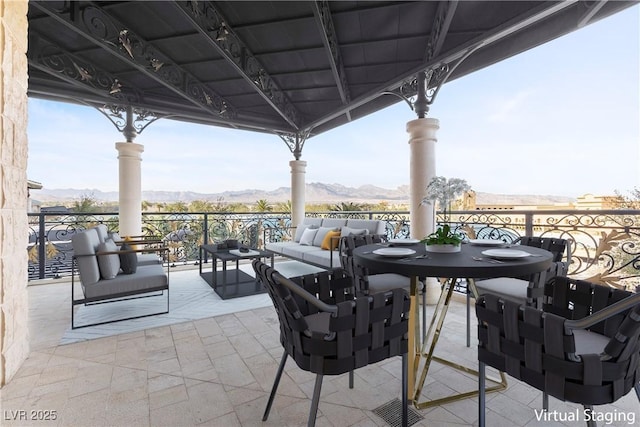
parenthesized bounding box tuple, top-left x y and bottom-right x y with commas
(1, 261, 638, 427)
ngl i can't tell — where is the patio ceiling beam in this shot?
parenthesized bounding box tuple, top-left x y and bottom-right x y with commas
(30, 1, 236, 121)
(305, 0, 579, 132)
(174, 1, 303, 131)
(578, 0, 608, 28)
(313, 1, 352, 121)
(424, 1, 459, 62)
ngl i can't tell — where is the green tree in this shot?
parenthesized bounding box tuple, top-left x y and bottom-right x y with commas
(332, 202, 363, 211)
(165, 201, 189, 212)
(614, 187, 640, 209)
(190, 200, 215, 212)
(255, 199, 273, 212)
(275, 200, 292, 213)
(72, 193, 97, 213)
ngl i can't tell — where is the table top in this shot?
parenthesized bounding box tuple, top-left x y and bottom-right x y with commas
(200, 244, 271, 261)
(353, 242, 553, 279)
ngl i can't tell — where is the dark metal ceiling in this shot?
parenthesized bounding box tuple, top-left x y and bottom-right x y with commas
(27, 1, 637, 141)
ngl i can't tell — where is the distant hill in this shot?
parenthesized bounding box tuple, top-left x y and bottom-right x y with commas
(33, 183, 574, 206)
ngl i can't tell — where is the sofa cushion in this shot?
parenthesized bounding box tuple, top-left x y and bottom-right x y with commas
(321, 230, 341, 250)
(72, 228, 101, 286)
(299, 228, 318, 246)
(313, 226, 338, 247)
(321, 218, 347, 228)
(303, 249, 339, 268)
(282, 245, 321, 259)
(119, 243, 138, 274)
(294, 224, 317, 242)
(265, 241, 300, 254)
(97, 239, 121, 279)
(346, 219, 384, 235)
(94, 224, 109, 243)
(341, 226, 368, 237)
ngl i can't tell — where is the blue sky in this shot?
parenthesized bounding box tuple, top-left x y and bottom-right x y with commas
(27, 6, 639, 199)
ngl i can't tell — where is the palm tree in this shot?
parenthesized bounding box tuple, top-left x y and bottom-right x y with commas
(332, 202, 363, 212)
(255, 199, 273, 212)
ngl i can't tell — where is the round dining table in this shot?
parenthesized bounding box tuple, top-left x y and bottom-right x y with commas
(353, 241, 553, 409)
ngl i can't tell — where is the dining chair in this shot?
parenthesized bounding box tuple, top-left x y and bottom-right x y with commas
(339, 234, 427, 331)
(252, 259, 410, 427)
(465, 236, 569, 346)
(476, 276, 640, 427)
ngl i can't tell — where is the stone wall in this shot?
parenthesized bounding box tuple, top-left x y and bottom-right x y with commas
(0, 0, 29, 386)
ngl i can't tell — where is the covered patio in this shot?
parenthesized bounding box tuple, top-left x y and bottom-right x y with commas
(1, 1, 639, 426)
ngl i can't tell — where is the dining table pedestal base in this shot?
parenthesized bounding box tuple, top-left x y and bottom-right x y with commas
(410, 276, 507, 409)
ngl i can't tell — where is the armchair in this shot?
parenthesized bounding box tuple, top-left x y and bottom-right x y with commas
(476, 276, 640, 426)
(252, 259, 410, 427)
(466, 236, 569, 346)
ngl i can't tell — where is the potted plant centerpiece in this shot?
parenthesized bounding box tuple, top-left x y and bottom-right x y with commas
(421, 176, 471, 253)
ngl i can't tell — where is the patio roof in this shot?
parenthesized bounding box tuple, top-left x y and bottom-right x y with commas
(26, 1, 637, 139)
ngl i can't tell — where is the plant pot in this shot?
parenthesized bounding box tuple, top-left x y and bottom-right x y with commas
(425, 243, 461, 253)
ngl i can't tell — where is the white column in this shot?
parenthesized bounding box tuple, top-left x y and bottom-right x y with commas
(407, 117, 440, 304)
(290, 160, 307, 227)
(116, 142, 144, 237)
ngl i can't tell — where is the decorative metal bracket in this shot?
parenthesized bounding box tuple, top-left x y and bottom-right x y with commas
(383, 45, 479, 118)
(31, 1, 236, 120)
(95, 104, 166, 142)
(277, 130, 311, 160)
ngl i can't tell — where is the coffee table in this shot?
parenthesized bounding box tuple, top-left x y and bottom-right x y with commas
(199, 244, 274, 299)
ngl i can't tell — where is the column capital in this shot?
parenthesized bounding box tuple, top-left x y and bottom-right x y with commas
(407, 118, 440, 144)
(115, 142, 144, 156)
(289, 159, 307, 171)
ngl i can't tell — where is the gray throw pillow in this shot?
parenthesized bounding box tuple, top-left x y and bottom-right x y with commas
(119, 243, 138, 274)
(97, 239, 121, 279)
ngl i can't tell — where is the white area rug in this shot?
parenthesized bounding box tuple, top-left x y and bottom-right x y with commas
(61, 260, 325, 345)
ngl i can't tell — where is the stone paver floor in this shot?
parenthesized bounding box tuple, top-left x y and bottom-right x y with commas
(2, 265, 638, 427)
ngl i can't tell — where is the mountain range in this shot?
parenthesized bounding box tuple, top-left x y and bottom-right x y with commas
(33, 183, 575, 206)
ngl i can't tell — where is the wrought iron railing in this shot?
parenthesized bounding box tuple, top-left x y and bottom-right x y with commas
(27, 209, 640, 291)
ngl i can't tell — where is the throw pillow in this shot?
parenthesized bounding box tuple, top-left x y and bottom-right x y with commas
(340, 226, 368, 237)
(294, 224, 317, 242)
(119, 243, 138, 274)
(321, 230, 341, 250)
(97, 239, 121, 279)
(313, 226, 338, 247)
(299, 228, 318, 246)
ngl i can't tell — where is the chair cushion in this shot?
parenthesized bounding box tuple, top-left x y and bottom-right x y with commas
(119, 243, 138, 274)
(71, 228, 101, 286)
(313, 226, 338, 247)
(368, 273, 412, 293)
(305, 312, 331, 334)
(321, 230, 341, 250)
(299, 228, 318, 246)
(97, 239, 121, 279)
(573, 329, 610, 356)
(475, 278, 529, 302)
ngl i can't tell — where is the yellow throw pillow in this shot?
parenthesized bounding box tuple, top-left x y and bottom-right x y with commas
(321, 230, 341, 250)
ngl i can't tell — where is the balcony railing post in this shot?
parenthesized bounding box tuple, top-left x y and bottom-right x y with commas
(38, 213, 46, 279)
(203, 213, 209, 264)
(524, 212, 534, 237)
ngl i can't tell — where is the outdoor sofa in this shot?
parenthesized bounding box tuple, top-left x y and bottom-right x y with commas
(264, 217, 385, 268)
